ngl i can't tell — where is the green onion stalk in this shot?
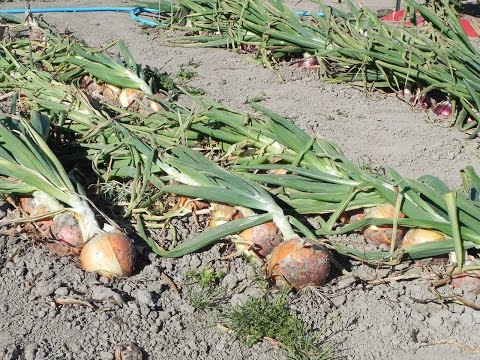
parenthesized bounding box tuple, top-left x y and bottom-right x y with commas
(149, 0, 480, 137)
(3, 17, 480, 266)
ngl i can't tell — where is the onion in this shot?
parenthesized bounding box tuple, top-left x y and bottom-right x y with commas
(119, 88, 143, 108)
(240, 44, 259, 53)
(266, 238, 330, 289)
(339, 208, 365, 225)
(432, 101, 452, 117)
(102, 84, 122, 101)
(363, 204, 405, 246)
(79, 75, 104, 95)
(401, 228, 446, 248)
(409, 94, 431, 109)
(208, 204, 281, 259)
(208, 204, 244, 228)
(297, 53, 319, 68)
(237, 222, 282, 258)
(177, 196, 210, 211)
(80, 231, 136, 277)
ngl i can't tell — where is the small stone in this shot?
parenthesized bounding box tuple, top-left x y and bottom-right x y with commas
(99, 350, 113, 360)
(221, 273, 238, 290)
(24, 344, 36, 360)
(54, 287, 69, 296)
(331, 294, 346, 307)
(427, 314, 443, 328)
(34, 283, 57, 298)
(336, 276, 356, 289)
(179, 303, 195, 314)
(135, 289, 152, 305)
(91, 286, 117, 301)
(157, 311, 171, 321)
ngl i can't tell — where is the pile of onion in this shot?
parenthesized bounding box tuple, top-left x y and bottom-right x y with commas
(78, 76, 162, 114)
(17, 193, 136, 278)
(266, 238, 331, 289)
(363, 204, 406, 246)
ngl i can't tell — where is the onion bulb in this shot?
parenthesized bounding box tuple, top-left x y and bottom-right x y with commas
(177, 196, 210, 211)
(102, 84, 122, 101)
(237, 222, 282, 258)
(363, 204, 405, 246)
(297, 53, 319, 68)
(339, 208, 365, 225)
(266, 238, 331, 289)
(80, 231, 136, 277)
(208, 204, 244, 228)
(433, 101, 452, 117)
(119, 88, 143, 108)
(401, 228, 446, 248)
(208, 204, 281, 259)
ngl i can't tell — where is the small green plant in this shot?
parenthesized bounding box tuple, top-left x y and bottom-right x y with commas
(186, 267, 225, 288)
(247, 91, 268, 103)
(177, 60, 201, 81)
(185, 267, 226, 310)
(185, 286, 224, 311)
(223, 295, 335, 360)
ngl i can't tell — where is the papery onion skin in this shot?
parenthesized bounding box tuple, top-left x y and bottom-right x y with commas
(208, 204, 244, 228)
(266, 238, 330, 289)
(401, 228, 446, 248)
(433, 101, 452, 117)
(119, 88, 143, 108)
(177, 196, 210, 211)
(238, 222, 282, 258)
(80, 232, 136, 277)
(451, 271, 480, 295)
(339, 208, 365, 225)
(363, 204, 405, 246)
(102, 84, 122, 101)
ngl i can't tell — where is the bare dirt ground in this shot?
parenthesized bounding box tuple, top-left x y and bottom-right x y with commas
(1, 1, 480, 360)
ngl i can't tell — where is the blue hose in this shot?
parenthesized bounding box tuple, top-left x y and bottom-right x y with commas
(0, 6, 322, 27)
(0, 7, 162, 27)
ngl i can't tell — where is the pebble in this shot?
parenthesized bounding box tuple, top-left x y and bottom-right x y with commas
(331, 294, 347, 307)
(24, 344, 36, 360)
(221, 273, 238, 290)
(34, 283, 57, 298)
(157, 311, 171, 321)
(135, 289, 153, 305)
(99, 351, 113, 360)
(54, 287, 69, 296)
(427, 314, 443, 329)
(91, 286, 118, 301)
(337, 276, 356, 289)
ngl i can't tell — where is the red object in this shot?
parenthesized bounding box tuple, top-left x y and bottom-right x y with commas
(381, 10, 479, 37)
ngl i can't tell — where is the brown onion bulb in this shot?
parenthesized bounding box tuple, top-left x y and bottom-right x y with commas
(102, 84, 121, 101)
(80, 232, 136, 277)
(208, 204, 244, 228)
(119, 88, 143, 108)
(177, 196, 210, 211)
(238, 222, 282, 258)
(363, 204, 405, 246)
(266, 238, 331, 289)
(18, 197, 53, 230)
(339, 208, 365, 225)
(401, 228, 446, 248)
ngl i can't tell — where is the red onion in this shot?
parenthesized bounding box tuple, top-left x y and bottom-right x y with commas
(433, 101, 452, 117)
